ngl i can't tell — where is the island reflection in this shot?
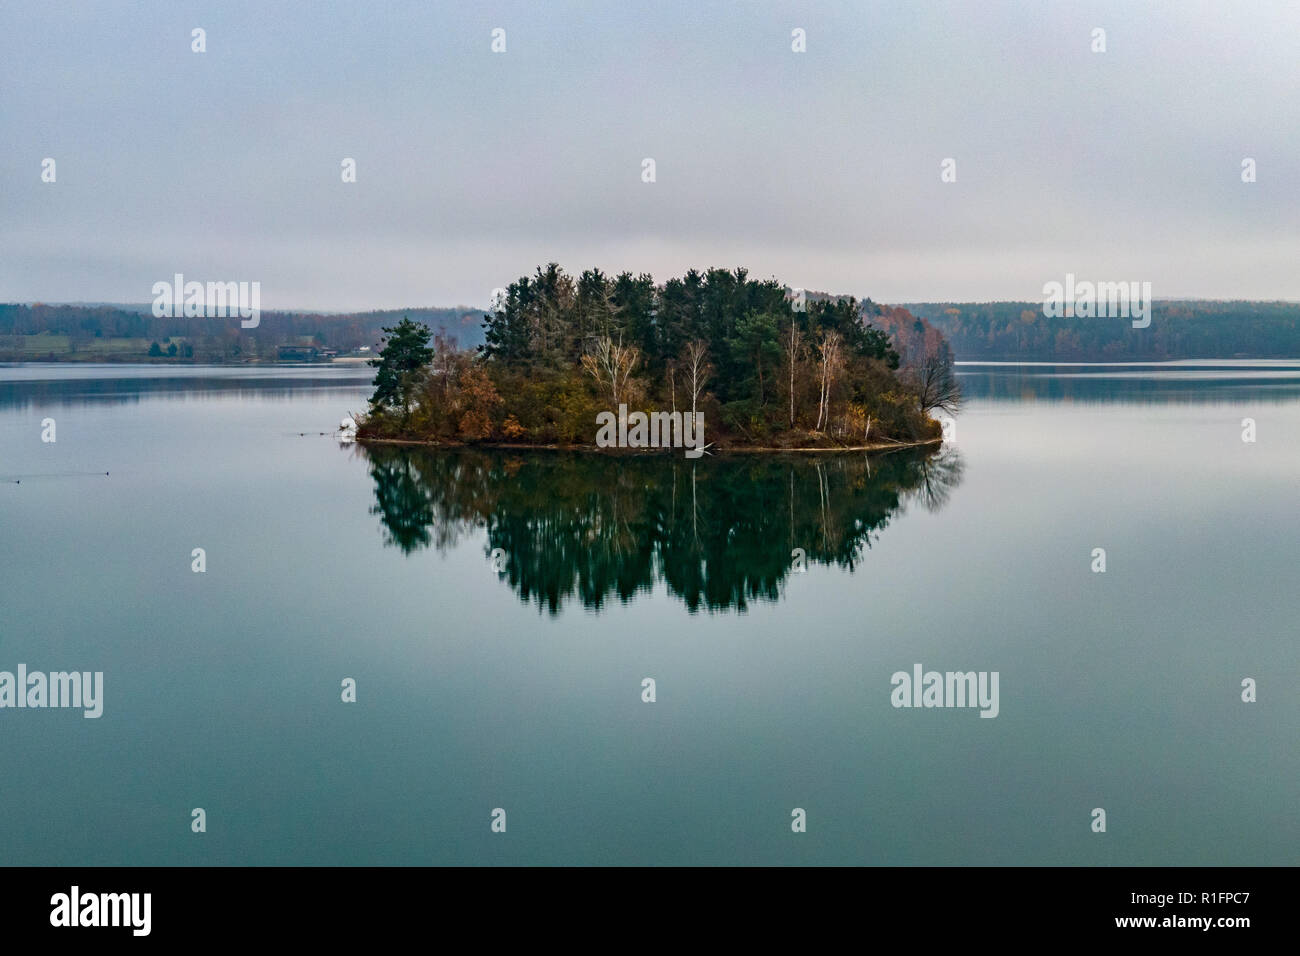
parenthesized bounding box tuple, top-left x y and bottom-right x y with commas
(358, 446, 963, 614)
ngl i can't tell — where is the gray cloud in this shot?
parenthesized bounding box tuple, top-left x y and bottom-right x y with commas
(2, 0, 1297, 310)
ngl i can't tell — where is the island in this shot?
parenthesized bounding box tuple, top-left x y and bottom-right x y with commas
(355, 264, 962, 452)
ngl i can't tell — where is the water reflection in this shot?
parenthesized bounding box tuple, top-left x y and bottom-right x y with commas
(359, 445, 963, 614)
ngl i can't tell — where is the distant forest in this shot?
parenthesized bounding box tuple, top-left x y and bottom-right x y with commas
(7, 298, 1297, 365)
(0, 303, 484, 362)
(904, 300, 1300, 361)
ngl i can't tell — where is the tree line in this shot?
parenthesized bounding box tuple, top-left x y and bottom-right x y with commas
(906, 300, 1300, 361)
(0, 303, 483, 362)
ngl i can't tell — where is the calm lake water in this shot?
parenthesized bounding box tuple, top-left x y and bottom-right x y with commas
(1, 361, 1296, 865)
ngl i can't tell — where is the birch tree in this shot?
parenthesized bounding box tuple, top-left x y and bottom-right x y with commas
(682, 339, 710, 419)
(815, 329, 843, 431)
(581, 333, 640, 406)
(784, 322, 803, 428)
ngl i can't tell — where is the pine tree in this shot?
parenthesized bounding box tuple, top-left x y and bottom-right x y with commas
(369, 317, 433, 424)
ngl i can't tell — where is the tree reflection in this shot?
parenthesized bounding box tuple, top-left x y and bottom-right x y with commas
(357, 445, 963, 614)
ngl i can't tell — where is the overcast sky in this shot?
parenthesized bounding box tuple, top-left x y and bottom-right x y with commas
(2, 1, 1297, 311)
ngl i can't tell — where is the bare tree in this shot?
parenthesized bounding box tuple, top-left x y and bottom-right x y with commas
(581, 333, 640, 405)
(784, 322, 803, 428)
(681, 339, 710, 419)
(815, 329, 843, 432)
(907, 340, 963, 415)
(430, 331, 460, 403)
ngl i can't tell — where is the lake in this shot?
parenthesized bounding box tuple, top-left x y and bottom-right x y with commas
(1, 361, 1295, 865)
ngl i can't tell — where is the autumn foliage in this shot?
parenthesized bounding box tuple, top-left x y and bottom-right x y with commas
(358, 265, 958, 448)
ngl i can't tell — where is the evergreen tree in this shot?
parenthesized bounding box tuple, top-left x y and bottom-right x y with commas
(369, 317, 433, 423)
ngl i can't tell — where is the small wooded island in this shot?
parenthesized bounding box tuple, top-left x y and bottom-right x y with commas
(355, 264, 961, 452)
